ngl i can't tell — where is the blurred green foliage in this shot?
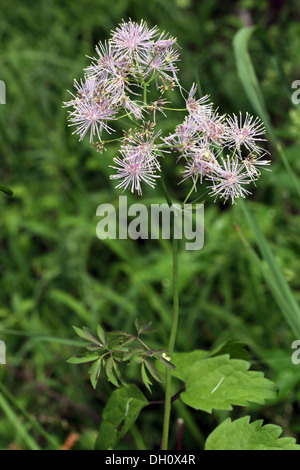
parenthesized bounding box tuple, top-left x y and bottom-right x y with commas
(0, 0, 300, 450)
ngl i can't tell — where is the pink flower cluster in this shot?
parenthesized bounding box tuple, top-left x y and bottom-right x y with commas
(64, 20, 179, 141)
(65, 19, 270, 204)
(166, 87, 270, 203)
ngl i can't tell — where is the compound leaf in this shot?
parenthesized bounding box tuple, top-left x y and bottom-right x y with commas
(205, 416, 300, 450)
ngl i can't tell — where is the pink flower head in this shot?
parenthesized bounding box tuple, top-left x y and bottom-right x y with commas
(181, 156, 217, 187)
(153, 32, 177, 53)
(121, 95, 144, 120)
(64, 76, 118, 142)
(243, 152, 271, 180)
(164, 117, 198, 154)
(64, 78, 96, 107)
(110, 150, 160, 195)
(186, 85, 212, 117)
(123, 127, 163, 170)
(85, 41, 118, 79)
(67, 100, 116, 142)
(226, 112, 266, 155)
(199, 110, 228, 146)
(111, 19, 158, 60)
(207, 156, 252, 204)
(140, 47, 180, 86)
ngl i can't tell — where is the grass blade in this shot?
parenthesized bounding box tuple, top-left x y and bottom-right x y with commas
(239, 200, 300, 338)
(0, 387, 40, 450)
(233, 26, 300, 197)
(0, 382, 61, 450)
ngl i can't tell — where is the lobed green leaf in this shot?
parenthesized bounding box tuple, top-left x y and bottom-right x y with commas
(205, 416, 300, 450)
(95, 385, 148, 450)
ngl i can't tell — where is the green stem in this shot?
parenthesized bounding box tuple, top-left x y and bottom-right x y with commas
(103, 137, 123, 144)
(168, 236, 179, 355)
(161, 369, 172, 450)
(160, 176, 180, 450)
(161, 233, 179, 450)
(160, 176, 173, 207)
(162, 107, 187, 112)
(143, 82, 147, 105)
(190, 187, 210, 204)
(183, 175, 198, 204)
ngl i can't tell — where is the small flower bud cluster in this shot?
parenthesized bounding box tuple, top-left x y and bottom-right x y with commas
(65, 19, 270, 204)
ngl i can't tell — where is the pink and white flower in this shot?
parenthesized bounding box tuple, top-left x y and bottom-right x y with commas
(207, 156, 252, 204)
(226, 112, 266, 155)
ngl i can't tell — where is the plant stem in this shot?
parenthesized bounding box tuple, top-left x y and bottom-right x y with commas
(183, 175, 198, 205)
(168, 236, 179, 355)
(162, 107, 187, 112)
(160, 176, 173, 207)
(161, 193, 180, 450)
(143, 82, 147, 105)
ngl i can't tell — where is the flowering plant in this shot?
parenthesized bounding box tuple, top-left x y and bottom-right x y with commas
(64, 19, 270, 204)
(65, 20, 300, 451)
